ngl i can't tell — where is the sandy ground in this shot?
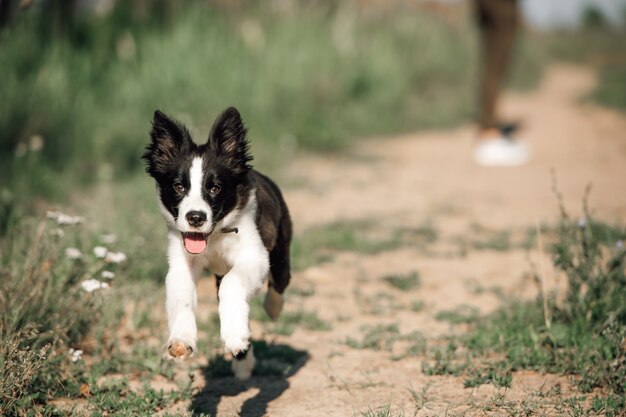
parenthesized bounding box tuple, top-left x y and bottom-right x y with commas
(155, 65, 626, 416)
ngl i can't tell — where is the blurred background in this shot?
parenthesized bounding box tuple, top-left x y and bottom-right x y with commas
(1, 2, 626, 414)
(0, 0, 624, 228)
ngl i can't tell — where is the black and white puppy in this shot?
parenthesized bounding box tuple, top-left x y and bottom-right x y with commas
(142, 107, 292, 379)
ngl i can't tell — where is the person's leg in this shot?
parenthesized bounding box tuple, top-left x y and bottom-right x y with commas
(476, 0, 520, 132)
(473, 0, 529, 166)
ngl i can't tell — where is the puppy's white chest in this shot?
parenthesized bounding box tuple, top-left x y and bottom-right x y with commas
(204, 252, 230, 276)
(201, 236, 235, 276)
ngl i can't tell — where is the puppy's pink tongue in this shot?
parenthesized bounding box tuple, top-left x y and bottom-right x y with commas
(183, 235, 207, 254)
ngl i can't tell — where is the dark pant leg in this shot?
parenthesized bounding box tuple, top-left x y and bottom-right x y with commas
(475, 0, 520, 130)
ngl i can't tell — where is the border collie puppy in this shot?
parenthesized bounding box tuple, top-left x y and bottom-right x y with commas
(142, 107, 292, 379)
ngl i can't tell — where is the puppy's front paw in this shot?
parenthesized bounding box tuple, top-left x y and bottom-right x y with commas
(166, 338, 195, 360)
(221, 325, 250, 355)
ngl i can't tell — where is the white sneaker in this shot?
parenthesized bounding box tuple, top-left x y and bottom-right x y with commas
(474, 136, 530, 166)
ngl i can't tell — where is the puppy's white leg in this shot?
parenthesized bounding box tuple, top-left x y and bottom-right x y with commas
(218, 274, 251, 355)
(165, 238, 198, 359)
(166, 273, 197, 359)
(263, 286, 284, 321)
(218, 233, 269, 355)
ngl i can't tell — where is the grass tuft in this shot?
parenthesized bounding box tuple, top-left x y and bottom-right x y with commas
(421, 341, 468, 377)
(0, 219, 105, 413)
(356, 404, 406, 417)
(447, 199, 626, 400)
(0, 329, 51, 416)
(81, 378, 193, 416)
(435, 305, 480, 325)
(383, 271, 421, 292)
(463, 365, 512, 388)
(347, 324, 400, 352)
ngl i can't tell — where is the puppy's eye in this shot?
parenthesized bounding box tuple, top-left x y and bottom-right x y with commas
(209, 185, 221, 196)
(173, 183, 186, 194)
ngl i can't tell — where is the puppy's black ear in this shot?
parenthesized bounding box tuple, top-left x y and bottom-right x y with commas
(208, 107, 252, 174)
(143, 110, 191, 177)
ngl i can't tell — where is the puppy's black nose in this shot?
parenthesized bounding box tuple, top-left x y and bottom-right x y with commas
(186, 211, 207, 227)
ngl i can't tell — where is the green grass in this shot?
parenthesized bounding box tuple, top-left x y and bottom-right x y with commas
(264, 310, 332, 336)
(424, 202, 626, 412)
(593, 63, 626, 111)
(0, 210, 202, 415)
(421, 341, 468, 377)
(435, 305, 479, 325)
(355, 404, 406, 417)
(4, 177, 625, 415)
(471, 230, 512, 252)
(383, 271, 421, 292)
(69, 378, 193, 417)
(292, 220, 404, 270)
(355, 290, 402, 316)
(0, 2, 484, 226)
(3, 8, 623, 228)
(347, 324, 401, 352)
(415, 202, 626, 415)
(541, 28, 626, 112)
(347, 324, 426, 361)
(287, 283, 316, 298)
(410, 301, 425, 312)
(292, 221, 438, 270)
(589, 395, 626, 417)
(463, 365, 512, 389)
(0, 219, 104, 414)
(455, 224, 555, 253)
(391, 331, 428, 361)
(355, 385, 435, 417)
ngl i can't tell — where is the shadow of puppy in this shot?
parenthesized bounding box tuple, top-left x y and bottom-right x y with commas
(190, 340, 309, 417)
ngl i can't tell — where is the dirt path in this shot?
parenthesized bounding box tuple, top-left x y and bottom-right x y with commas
(180, 65, 626, 416)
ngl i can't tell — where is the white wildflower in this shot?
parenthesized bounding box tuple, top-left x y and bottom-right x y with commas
(69, 348, 83, 362)
(29, 135, 44, 152)
(39, 346, 49, 359)
(51, 228, 65, 238)
(101, 233, 117, 244)
(101, 271, 115, 280)
(105, 251, 127, 264)
(46, 210, 84, 226)
(93, 246, 108, 258)
(617, 240, 624, 249)
(65, 247, 83, 260)
(80, 279, 109, 293)
(116, 31, 136, 61)
(238, 18, 265, 52)
(578, 217, 586, 228)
